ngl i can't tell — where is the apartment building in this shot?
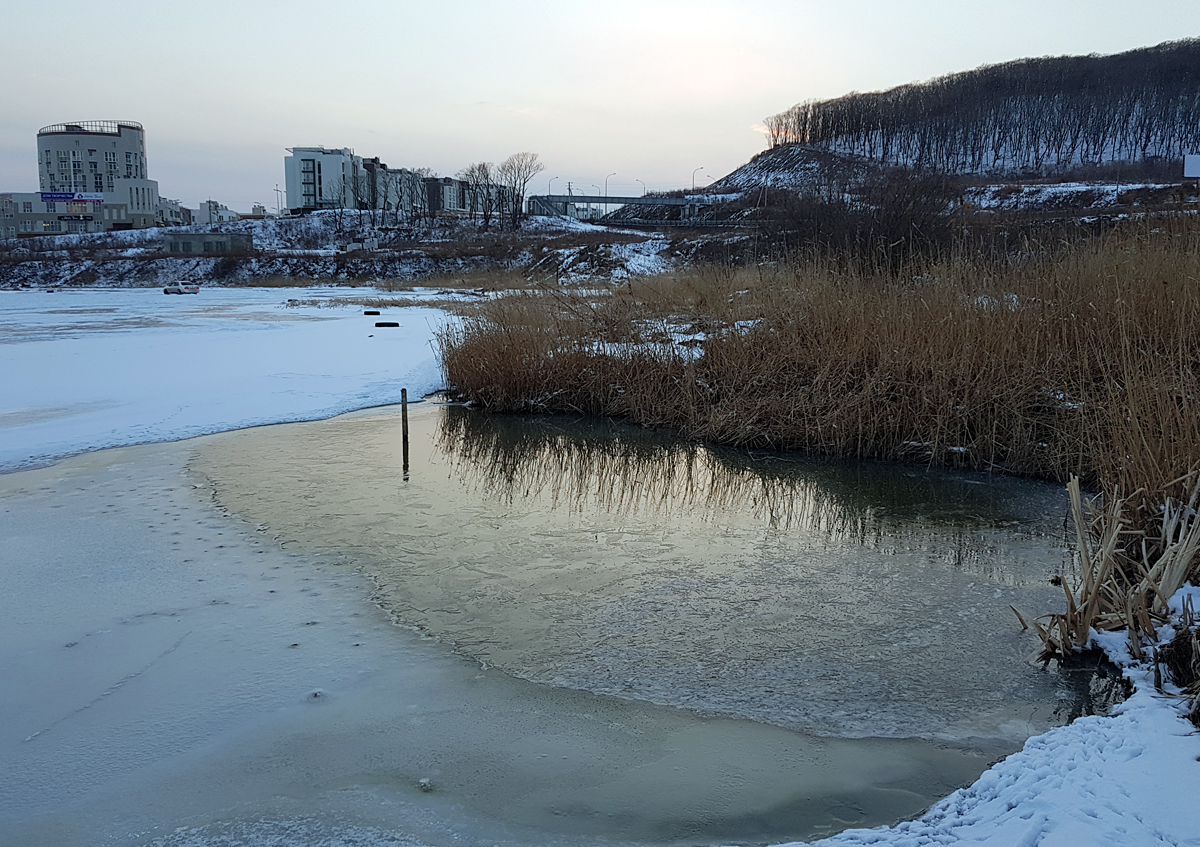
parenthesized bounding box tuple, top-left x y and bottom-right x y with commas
(194, 200, 239, 225)
(37, 121, 159, 229)
(284, 147, 426, 219)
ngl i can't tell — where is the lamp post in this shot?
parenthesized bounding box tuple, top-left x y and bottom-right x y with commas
(692, 167, 704, 192)
(548, 176, 558, 215)
(635, 178, 646, 196)
(604, 171, 616, 214)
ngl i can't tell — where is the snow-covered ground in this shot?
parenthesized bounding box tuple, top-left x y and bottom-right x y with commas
(964, 182, 1174, 212)
(1, 287, 1197, 846)
(0, 287, 447, 472)
(797, 611, 1200, 847)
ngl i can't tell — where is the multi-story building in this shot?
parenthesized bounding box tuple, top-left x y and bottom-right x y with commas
(37, 120, 159, 230)
(156, 196, 192, 227)
(284, 147, 359, 213)
(284, 147, 426, 220)
(194, 200, 239, 225)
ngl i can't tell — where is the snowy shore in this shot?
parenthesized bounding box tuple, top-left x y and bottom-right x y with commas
(1, 287, 1197, 846)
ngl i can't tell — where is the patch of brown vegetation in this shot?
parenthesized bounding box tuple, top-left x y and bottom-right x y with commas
(440, 217, 1200, 683)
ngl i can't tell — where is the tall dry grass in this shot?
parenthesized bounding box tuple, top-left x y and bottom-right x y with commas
(441, 219, 1200, 491)
(439, 217, 1200, 676)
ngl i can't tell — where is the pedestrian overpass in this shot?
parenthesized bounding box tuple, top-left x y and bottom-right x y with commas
(527, 193, 714, 220)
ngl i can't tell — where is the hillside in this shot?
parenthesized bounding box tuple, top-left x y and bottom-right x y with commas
(764, 38, 1200, 176)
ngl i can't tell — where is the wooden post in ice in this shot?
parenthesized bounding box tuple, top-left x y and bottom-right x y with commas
(401, 388, 410, 477)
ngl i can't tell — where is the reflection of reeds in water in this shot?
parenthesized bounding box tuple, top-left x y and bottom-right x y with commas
(437, 405, 1047, 542)
(438, 404, 872, 538)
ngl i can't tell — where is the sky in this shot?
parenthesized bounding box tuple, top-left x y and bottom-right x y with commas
(2, 0, 1198, 212)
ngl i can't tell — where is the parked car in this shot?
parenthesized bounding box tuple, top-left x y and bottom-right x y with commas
(164, 282, 200, 294)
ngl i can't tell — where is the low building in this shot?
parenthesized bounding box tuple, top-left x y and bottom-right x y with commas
(163, 232, 253, 255)
(1, 191, 128, 237)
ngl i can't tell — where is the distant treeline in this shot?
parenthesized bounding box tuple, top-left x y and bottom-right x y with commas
(765, 39, 1200, 175)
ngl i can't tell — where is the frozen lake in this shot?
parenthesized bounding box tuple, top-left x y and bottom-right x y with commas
(5, 286, 1183, 847)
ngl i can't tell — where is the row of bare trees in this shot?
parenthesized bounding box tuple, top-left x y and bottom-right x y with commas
(458, 152, 545, 230)
(765, 38, 1200, 174)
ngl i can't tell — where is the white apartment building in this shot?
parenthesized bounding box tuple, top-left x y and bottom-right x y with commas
(284, 147, 360, 213)
(36, 120, 159, 230)
(194, 200, 239, 225)
(284, 147, 426, 220)
(156, 196, 192, 227)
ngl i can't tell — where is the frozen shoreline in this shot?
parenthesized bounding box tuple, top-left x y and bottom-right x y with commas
(0, 429, 1005, 847)
(2, 287, 1198, 846)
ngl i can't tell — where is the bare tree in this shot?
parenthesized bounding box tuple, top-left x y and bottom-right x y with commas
(321, 175, 349, 235)
(495, 152, 545, 229)
(458, 161, 499, 230)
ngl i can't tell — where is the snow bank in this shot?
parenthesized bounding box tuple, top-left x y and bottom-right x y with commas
(791, 588, 1200, 847)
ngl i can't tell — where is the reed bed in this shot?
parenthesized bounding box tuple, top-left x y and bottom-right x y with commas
(437, 217, 1200, 701)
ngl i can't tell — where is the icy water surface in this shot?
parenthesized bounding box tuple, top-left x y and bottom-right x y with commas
(2, 435, 1011, 847)
(2, 405, 1089, 847)
(193, 402, 1074, 742)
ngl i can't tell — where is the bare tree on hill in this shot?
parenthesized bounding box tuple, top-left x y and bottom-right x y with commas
(763, 38, 1200, 176)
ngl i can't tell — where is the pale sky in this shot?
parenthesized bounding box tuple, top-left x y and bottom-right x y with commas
(2, 1, 1197, 212)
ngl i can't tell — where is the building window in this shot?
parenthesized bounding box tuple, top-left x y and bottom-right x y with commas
(20, 220, 33, 233)
(22, 202, 32, 213)
(180, 241, 191, 253)
(43, 220, 62, 232)
(169, 241, 179, 252)
(105, 152, 116, 163)
(202, 241, 213, 252)
(45, 202, 55, 212)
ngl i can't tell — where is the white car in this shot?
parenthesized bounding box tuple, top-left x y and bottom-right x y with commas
(163, 282, 200, 294)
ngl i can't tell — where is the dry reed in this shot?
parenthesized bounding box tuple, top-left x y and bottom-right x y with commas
(438, 216, 1200, 698)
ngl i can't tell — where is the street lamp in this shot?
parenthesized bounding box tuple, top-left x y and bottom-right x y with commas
(604, 172, 616, 214)
(692, 167, 704, 192)
(635, 178, 646, 196)
(549, 176, 558, 195)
